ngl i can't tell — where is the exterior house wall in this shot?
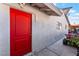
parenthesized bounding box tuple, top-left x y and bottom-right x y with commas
(0, 4, 10, 56)
(0, 3, 68, 55)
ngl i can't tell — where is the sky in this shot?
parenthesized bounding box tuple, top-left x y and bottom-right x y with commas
(55, 3, 79, 25)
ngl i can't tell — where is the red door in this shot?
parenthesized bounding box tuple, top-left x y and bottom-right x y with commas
(10, 8, 32, 56)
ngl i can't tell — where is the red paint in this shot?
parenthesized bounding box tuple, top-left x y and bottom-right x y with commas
(10, 8, 32, 56)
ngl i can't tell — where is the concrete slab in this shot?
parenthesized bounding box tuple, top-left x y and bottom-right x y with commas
(47, 39, 77, 56)
(36, 49, 57, 56)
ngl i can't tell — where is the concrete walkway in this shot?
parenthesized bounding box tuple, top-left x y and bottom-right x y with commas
(37, 39, 77, 56)
(25, 39, 77, 56)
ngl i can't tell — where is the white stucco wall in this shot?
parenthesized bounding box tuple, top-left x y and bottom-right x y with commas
(0, 3, 68, 55)
(33, 14, 68, 52)
(0, 4, 10, 56)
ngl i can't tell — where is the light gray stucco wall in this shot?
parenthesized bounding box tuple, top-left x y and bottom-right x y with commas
(0, 4, 10, 56)
(32, 14, 68, 52)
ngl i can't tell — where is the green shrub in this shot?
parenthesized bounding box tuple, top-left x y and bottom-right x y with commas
(64, 36, 79, 47)
(76, 42, 79, 47)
